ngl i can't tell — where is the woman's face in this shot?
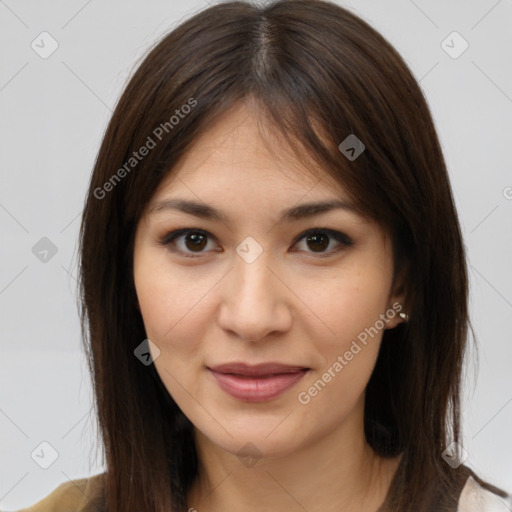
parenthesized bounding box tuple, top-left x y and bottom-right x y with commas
(133, 102, 405, 461)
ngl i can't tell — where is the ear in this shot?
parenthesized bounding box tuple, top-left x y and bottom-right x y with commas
(385, 266, 408, 329)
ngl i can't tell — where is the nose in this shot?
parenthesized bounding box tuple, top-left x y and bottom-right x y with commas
(217, 251, 292, 342)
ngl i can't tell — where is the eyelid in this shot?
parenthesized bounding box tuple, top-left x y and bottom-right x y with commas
(158, 228, 220, 258)
(159, 227, 213, 246)
(158, 227, 353, 258)
(291, 228, 353, 249)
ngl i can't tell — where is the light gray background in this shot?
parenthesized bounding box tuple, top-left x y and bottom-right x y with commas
(1, 0, 511, 509)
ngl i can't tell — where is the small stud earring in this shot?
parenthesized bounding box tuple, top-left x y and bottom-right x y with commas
(399, 311, 409, 321)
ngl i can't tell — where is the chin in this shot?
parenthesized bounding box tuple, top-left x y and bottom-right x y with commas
(196, 420, 309, 463)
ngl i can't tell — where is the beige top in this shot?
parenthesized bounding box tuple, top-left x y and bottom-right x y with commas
(5, 473, 512, 511)
(9, 473, 104, 512)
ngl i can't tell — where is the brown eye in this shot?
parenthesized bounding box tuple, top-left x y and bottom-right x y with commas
(294, 228, 353, 256)
(183, 232, 208, 251)
(160, 229, 218, 258)
(159, 227, 353, 259)
(305, 233, 330, 252)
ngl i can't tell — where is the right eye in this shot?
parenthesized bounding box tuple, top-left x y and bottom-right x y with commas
(158, 228, 220, 258)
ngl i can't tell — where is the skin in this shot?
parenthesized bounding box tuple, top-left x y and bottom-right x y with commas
(133, 101, 406, 512)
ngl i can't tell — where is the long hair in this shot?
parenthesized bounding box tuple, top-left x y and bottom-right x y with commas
(77, 1, 508, 510)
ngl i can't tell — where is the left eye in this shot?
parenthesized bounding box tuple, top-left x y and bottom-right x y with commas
(159, 228, 352, 258)
(293, 229, 353, 255)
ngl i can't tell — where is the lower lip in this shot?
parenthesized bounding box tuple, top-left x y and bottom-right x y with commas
(208, 369, 308, 402)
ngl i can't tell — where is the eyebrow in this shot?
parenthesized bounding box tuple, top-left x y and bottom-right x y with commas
(148, 198, 360, 222)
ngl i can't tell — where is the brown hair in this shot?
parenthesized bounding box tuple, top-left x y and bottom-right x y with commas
(78, 1, 508, 510)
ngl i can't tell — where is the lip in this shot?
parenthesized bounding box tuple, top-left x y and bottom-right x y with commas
(209, 362, 309, 376)
(207, 362, 309, 402)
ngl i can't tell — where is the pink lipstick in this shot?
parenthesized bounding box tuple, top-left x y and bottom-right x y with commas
(208, 362, 309, 402)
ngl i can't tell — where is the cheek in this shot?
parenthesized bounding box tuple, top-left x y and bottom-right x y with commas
(134, 251, 200, 340)
(299, 263, 391, 351)
(135, 271, 177, 342)
(297, 274, 388, 415)
(134, 252, 223, 373)
(134, 261, 207, 399)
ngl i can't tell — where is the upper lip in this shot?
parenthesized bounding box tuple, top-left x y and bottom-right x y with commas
(208, 362, 309, 376)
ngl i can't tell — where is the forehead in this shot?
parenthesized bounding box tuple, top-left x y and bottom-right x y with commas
(152, 102, 345, 202)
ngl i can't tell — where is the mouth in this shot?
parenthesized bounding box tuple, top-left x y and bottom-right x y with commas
(207, 362, 310, 402)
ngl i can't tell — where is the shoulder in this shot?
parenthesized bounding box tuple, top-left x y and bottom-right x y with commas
(458, 476, 512, 512)
(13, 473, 105, 512)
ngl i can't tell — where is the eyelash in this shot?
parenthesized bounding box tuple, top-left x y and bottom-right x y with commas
(157, 228, 353, 259)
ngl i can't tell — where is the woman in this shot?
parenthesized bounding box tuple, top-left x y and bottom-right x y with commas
(15, 0, 511, 511)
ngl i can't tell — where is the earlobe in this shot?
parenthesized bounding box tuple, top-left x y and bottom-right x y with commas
(387, 265, 409, 327)
(384, 299, 409, 329)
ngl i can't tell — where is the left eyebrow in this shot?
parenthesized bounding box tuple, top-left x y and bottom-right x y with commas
(281, 199, 360, 221)
(147, 198, 361, 222)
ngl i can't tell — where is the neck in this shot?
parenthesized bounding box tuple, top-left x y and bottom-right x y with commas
(186, 402, 401, 512)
